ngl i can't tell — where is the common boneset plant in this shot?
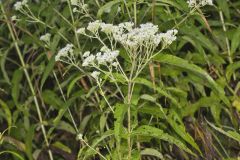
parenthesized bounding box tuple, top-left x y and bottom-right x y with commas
(10, 0, 214, 159)
(55, 20, 178, 158)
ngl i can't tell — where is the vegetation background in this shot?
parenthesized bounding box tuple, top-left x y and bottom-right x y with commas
(0, 0, 240, 159)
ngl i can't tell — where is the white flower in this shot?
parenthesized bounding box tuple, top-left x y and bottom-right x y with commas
(82, 54, 95, 66)
(187, 0, 197, 7)
(114, 22, 160, 48)
(76, 28, 86, 34)
(40, 33, 51, 43)
(71, 0, 78, 6)
(159, 29, 178, 45)
(91, 71, 100, 79)
(100, 46, 110, 52)
(187, 0, 213, 7)
(96, 52, 105, 64)
(14, 2, 23, 10)
(201, 0, 213, 6)
(119, 22, 134, 31)
(112, 62, 118, 67)
(87, 20, 101, 33)
(73, 7, 78, 13)
(56, 44, 74, 61)
(14, 0, 28, 10)
(11, 15, 17, 21)
(101, 23, 116, 35)
(76, 133, 83, 140)
(83, 51, 90, 57)
(82, 4, 88, 10)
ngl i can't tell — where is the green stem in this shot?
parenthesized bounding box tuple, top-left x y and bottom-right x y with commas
(0, 3, 53, 160)
(97, 81, 114, 113)
(134, 0, 137, 25)
(67, 0, 81, 49)
(53, 72, 79, 133)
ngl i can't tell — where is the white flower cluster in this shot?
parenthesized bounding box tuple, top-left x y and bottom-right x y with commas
(76, 28, 86, 34)
(11, 15, 17, 21)
(14, 0, 28, 11)
(55, 44, 74, 61)
(70, 0, 79, 5)
(158, 29, 178, 46)
(187, 0, 213, 7)
(70, 0, 89, 16)
(78, 21, 177, 50)
(76, 133, 83, 140)
(40, 33, 51, 43)
(91, 71, 100, 80)
(82, 48, 119, 67)
(87, 20, 102, 33)
(77, 21, 178, 81)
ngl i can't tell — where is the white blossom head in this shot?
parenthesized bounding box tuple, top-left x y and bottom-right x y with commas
(14, 0, 28, 10)
(40, 33, 51, 43)
(82, 54, 95, 66)
(118, 22, 134, 31)
(83, 51, 90, 58)
(70, 0, 78, 6)
(201, 0, 213, 6)
(96, 50, 119, 64)
(11, 15, 17, 21)
(91, 71, 100, 80)
(87, 20, 102, 33)
(56, 44, 74, 61)
(187, 0, 197, 7)
(76, 133, 83, 140)
(73, 7, 78, 13)
(157, 29, 178, 46)
(101, 23, 118, 35)
(100, 46, 110, 52)
(187, 0, 213, 7)
(76, 28, 86, 34)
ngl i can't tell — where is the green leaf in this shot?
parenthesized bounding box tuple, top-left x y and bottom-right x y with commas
(11, 69, 23, 105)
(216, 0, 230, 20)
(156, 0, 188, 11)
(154, 54, 230, 106)
(84, 130, 114, 158)
(0, 99, 12, 128)
(138, 105, 165, 119)
(67, 75, 83, 97)
(141, 148, 164, 159)
(40, 55, 55, 89)
(53, 97, 75, 127)
(114, 103, 128, 143)
(0, 50, 11, 84)
(207, 121, 240, 142)
(53, 141, 72, 153)
(133, 125, 196, 156)
(42, 90, 63, 109)
(57, 121, 76, 134)
(135, 78, 181, 108)
(231, 27, 240, 54)
(97, 0, 120, 18)
(181, 96, 220, 117)
(0, 151, 24, 160)
(226, 61, 240, 81)
(25, 126, 34, 160)
(167, 113, 201, 154)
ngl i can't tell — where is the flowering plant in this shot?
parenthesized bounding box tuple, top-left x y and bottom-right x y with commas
(55, 20, 178, 158)
(4, 0, 225, 159)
